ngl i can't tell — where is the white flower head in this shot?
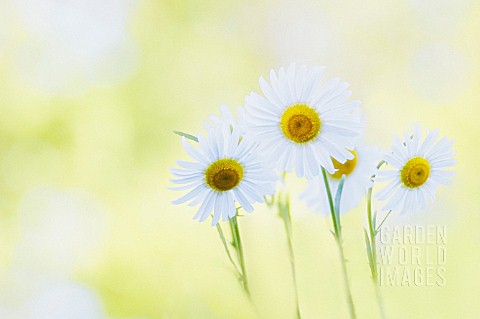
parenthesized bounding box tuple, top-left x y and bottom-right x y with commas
(205, 105, 248, 136)
(376, 126, 455, 213)
(170, 123, 277, 226)
(301, 145, 380, 215)
(245, 64, 362, 178)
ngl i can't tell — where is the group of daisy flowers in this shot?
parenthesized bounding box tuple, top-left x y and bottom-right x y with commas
(170, 64, 455, 318)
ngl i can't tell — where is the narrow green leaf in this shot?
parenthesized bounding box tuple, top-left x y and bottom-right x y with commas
(216, 223, 241, 278)
(364, 228, 374, 268)
(330, 230, 336, 238)
(264, 195, 275, 207)
(375, 210, 392, 235)
(173, 130, 198, 142)
(334, 175, 346, 222)
(277, 193, 292, 235)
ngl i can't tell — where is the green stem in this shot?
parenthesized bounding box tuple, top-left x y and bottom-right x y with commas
(321, 168, 340, 238)
(372, 275, 386, 319)
(365, 160, 387, 280)
(321, 168, 356, 319)
(216, 223, 242, 279)
(278, 193, 302, 319)
(176, 131, 252, 297)
(229, 215, 250, 295)
(335, 237, 357, 319)
(365, 160, 388, 319)
(367, 187, 378, 279)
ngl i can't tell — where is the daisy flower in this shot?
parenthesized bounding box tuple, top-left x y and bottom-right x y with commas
(170, 123, 277, 226)
(300, 145, 380, 215)
(245, 64, 362, 178)
(205, 105, 248, 136)
(376, 127, 455, 213)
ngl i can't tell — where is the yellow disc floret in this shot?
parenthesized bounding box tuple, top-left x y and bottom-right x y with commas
(401, 157, 430, 188)
(205, 158, 244, 192)
(330, 150, 358, 179)
(280, 104, 321, 143)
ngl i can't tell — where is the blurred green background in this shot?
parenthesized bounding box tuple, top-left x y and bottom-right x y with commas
(0, 0, 479, 318)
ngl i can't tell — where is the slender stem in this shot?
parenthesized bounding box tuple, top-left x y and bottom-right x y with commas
(372, 276, 387, 319)
(365, 160, 388, 319)
(367, 187, 378, 279)
(335, 237, 357, 319)
(216, 223, 242, 279)
(177, 131, 251, 297)
(278, 193, 302, 319)
(365, 160, 387, 279)
(229, 215, 250, 295)
(286, 233, 302, 319)
(321, 168, 340, 237)
(321, 168, 357, 319)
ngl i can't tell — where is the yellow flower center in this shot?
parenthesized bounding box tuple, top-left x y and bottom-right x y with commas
(280, 104, 321, 143)
(400, 157, 430, 188)
(330, 150, 358, 179)
(205, 159, 244, 192)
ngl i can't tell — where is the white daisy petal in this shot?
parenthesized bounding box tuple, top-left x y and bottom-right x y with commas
(276, 67, 291, 102)
(376, 169, 399, 179)
(188, 190, 209, 207)
(426, 136, 453, 158)
(320, 86, 350, 111)
(245, 65, 361, 178)
(310, 77, 341, 107)
(168, 183, 200, 191)
(226, 191, 237, 220)
(296, 146, 305, 177)
(429, 158, 456, 168)
(406, 127, 420, 157)
(198, 132, 213, 160)
(418, 128, 439, 156)
(286, 63, 297, 101)
(301, 66, 323, 102)
(383, 154, 404, 169)
(376, 127, 455, 214)
(392, 135, 409, 162)
(285, 145, 296, 172)
(169, 167, 202, 177)
(169, 175, 203, 185)
(246, 93, 281, 117)
(295, 65, 308, 99)
(240, 182, 265, 203)
(376, 180, 401, 201)
(312, 144, 335, 173)
(321, 100, 361, 115)
(233, 188, 254, 213)
(176, 160, 205, 170)
(194, 190, 215, 220)
(211, 192, 224, 226)
(430, 172, 453, 185)
(260, 76, 283, 108)
(301, 144, 380, 215)
(417, 187, 428, 210)
(171, 109, 277, 226)
(182, 137, 209, 165)
(383, 187, 407, 212)
(171, 184, 208, 205)
(200, 192, 217, 222)
(305, 145, 320, 177)
(270, 69, 289, 106)
(422, 181, 436, 200)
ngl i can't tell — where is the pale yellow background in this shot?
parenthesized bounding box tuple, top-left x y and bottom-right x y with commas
(0, 0, 479, 318)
